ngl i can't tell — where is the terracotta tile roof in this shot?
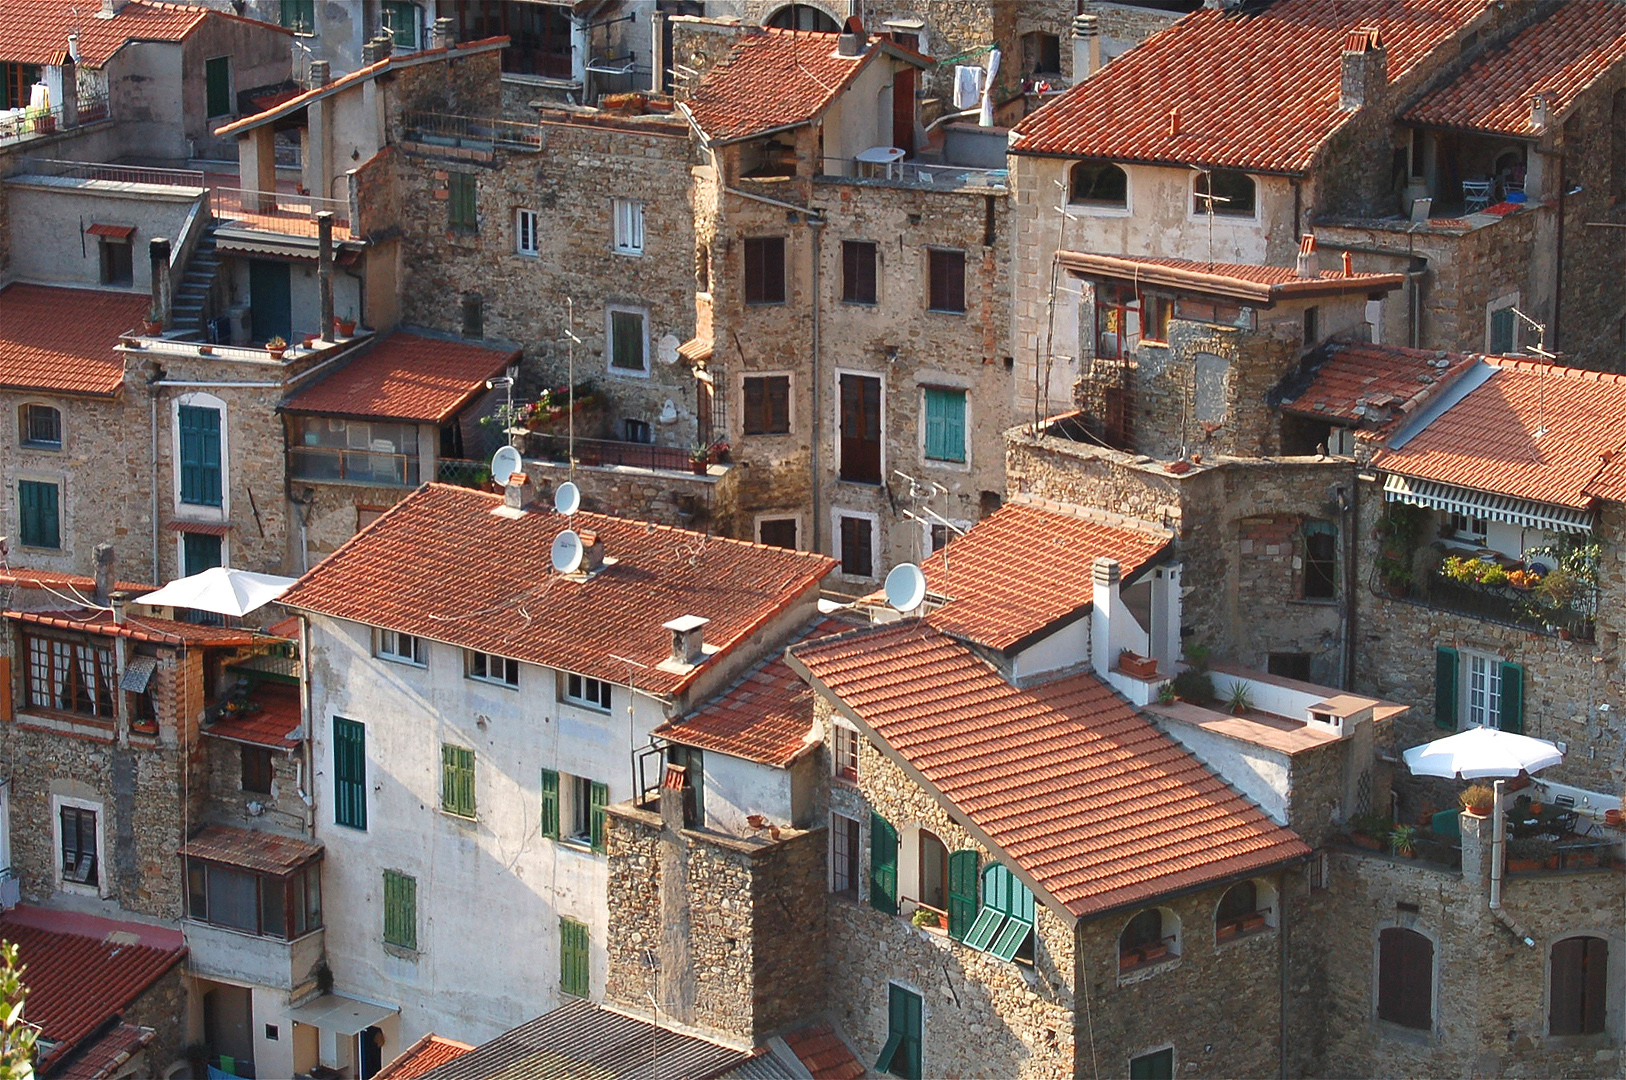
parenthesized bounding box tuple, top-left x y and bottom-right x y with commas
(0, 284, 141, 397)
(205, 682, 302, 749)
(0, 905, 185, 1071)
(1374, 358, 1626, 509)
(683, 28, 876, 144)
(6, 609, 262, 647)
(654, 616, 856, 766)
(279, 485, 834, 696)
(781, 1024, 864, 1080)
(1274, 341, 1478, 429)
(790, 624, 1309, 918)
(1058, 253, 1405, 306)
(1404, 2, 1626, 137)
(180, 823, 321, 875)
(53, 1023, 154, 1080)
(282, 332, 516, 423)
(922, 501, 1169, 653)
(377, 1034, 475, 1080)
(1011, 0, 1486, 172)
(0, 0, 232, 67)
(0, 569, 155, 596)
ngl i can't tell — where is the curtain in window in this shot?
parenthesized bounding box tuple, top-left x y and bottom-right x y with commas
(208, 864, 259, 933)
(96, 647, 115, 717)
(52, 640, 71, 710)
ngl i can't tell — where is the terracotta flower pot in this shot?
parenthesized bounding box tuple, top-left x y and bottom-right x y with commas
(1351, 832, 1382, 850)
(266, 346, 286, 360)
(336, 319, 357, 336)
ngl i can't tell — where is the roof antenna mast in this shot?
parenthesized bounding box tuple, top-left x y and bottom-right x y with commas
(1511, 307, 1553, 440)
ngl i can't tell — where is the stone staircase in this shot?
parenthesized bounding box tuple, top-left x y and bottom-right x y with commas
(169, 223, 222, 339)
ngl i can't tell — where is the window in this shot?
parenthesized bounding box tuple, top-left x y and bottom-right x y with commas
(1437, 647, 1526, 733)
(623, 418, 652, 444)
(515, 208, 539, 255)
(462, 294, 483, 339)
(922, 387, 967, 464)
(1143, 295, 1172, 344)
(915, 830, 948, 911)
(60, 804, 98, 887)
(766, 3, 840, 31)
(1215, 880, 1272, 941)
(758, 517, 798, 549)
(333, 716, 367, 830)
(666, 744, 704, 828)
(1488, 302, 1518, 354)
(18, 480, 59, 549)
(744, 237, 786, 304)
(843, 240, 878, 304)
(1302, 520, 1337, 600)
(1551, 936, 1608, 1037)
(876, 983, 923, 1080)
(188, 858, 321, 939)
(963, 863, 1035, 962)
(743, 375, 790, 435)
(289, 416, 421, 487)
(205, 56, 232, 119)
(1130, 1048, 1175, 1080)
(441, 744, 476, 818)
(1377, 927, 1433, 1029)
(608, 307, 648, 373)
(870, 811, 898, 913)
(562, 672, 612, 712)
(831, 813, 860, 896)
(26, 636, 114, 718)
(99, 238, 133, 287)
(1269, 652, 1312, 681)
(0, 64, 41, 112)
(930, 523, 952, 552)
(381, 1, 419, 49)
(838, 514, 875, 578)
(1096, 282, 1139, 360)
(832, 723, 859, 780)
(838, 373, 882, 483)
(1069, 161, 1128, 207)
(1447, 511, 1488, 542)
(612, 199, 644, 255)
(561, 774, 609, 853)
(20, 405, 60, 450)
(1194, 169, 1256, 217)
(467, 650, 519, 687)
(280, 0, 314, 32)
(1468, 653, 1502, 729)
(241, 745, 274, 795)
(448, 172, 477, 232)
(382, 869, 417, 950)
(183, 532, 222, 577)
(1303, 305, 1320, 347)
(927, 249, 966, 314)
(560, 916, 590, 997)
(178, 404, 223, 507)
(1023, 30, 1061, 74)
(376, 629, 425, 666)
(1118, 907, 1174, 971)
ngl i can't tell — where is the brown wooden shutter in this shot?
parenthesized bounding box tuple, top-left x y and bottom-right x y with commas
(1378, 928, 1432, 1030)
(1551, 937, 1585, 1035)
(930, 249, 965, 312)
(1584, 937, 1609, 1035)
(744, 378, 766, 434)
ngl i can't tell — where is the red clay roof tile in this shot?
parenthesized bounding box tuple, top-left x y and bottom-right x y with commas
(0, 0, 223, 67)
(1404, 2, 1626, 137)
(781, 1023, 865, 1080)
(180, 823, 322, 875)
(205, 682, 301, 749)
(683, 28, 876, 144)
(1275, 341, 1477, 429)
(0, 569, 155, 596)
(376, 1034, 475, 1080)
(923, 502, 1168, 652)
(6, 609, 262, 647)
(279, 485, 834, 696)
(53, 1023, 154, 1080)
(0, 284, 141, 397)
(790, 624, 1309, 918)
(282, 332, 516, 423)
(1059, 253, 1405, 305)
(1012, 0, 1486, 173)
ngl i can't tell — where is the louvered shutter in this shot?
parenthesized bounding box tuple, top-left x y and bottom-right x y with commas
(869, 812, 897, 914)
(540, 769, 560, 839)
(333, 718, 367, 830)
(1434, 647, 1458, 729)
(1498, 662, 1524, 734)
(589, 781, 609, 853)
(947, 850, 979, 941)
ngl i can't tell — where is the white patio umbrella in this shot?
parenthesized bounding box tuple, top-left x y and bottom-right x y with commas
(136, 566, 297, 618)
(1402, 726, 1564, 779)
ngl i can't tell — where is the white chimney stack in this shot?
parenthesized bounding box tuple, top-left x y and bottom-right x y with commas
(1089, 557, 1120, 676)
(1071, 14, 1101, 83)
(664, 615, 710, 666)
(1530, 92, 1552, 131)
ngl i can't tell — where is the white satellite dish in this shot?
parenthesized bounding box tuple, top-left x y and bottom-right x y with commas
(554, 481, 581, 516)
(656, 334, 681, 365)
(884, 563, 927, 612)
(491, 445, 523, 484)
(551, 529, 584, 575)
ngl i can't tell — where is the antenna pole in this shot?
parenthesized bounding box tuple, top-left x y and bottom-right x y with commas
(567, 297, 577, 482)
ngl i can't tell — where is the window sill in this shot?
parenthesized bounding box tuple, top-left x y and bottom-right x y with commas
(515, 250, 540, 259)
(561, 701, 613, 715)
(607, 365, 652, 378)
(1116, 954, 1180, 985)
(1067, 201, 1131, 217)
(840, 299, 879, 307)
(19, 443, 61, 452)
(612, 248, 644, 258)
(1288, 597, 1339, 607)
(466, 677, 519, 690)
(58, 880, 102, 898)
(742, 429, 793, 438)
(557, 838, 602, 856)
(835, 477, 884, 488)
(745, 301, 788, 308)
(17, 544, 62, 553)
(382, 941, 420, 961)
(439, 809, 479, 825)
(375, 655, 426, 668)
(926, 308, 967, 316)
(1374, 1019, 1432, 1046)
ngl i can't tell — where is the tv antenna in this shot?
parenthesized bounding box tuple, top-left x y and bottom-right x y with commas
(554, 480, 581, 516)
(564, 298, 581, 481)
(884, 562, 927, 613)
(1511, 307, 1554, 441)
(551, 529, 583, 575)
(1189, 165, 1231, 268)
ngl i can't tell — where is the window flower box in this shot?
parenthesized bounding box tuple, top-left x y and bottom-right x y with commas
(1117, 650, 1158, 679)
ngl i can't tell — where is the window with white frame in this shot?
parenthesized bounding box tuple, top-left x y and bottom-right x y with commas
(467, 650, 518, 687)
(831, 812, 860, 895)
(560, 671, 612, 712)
(832, 722, 860, 780)
(516, 209, 540, 256)
(1466, 652, 1502, 728)
(607, 306, 648, 374)
(1446, 511, 1488, 543)
(376, 628, 425, 666)
(54, 796, 102, 893)
(613, 199, 644, 255)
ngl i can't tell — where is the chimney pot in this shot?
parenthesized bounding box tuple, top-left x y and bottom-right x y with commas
(433, 17, 456, 50)
(93, 543, 115, 607)
(1295, 234, 1317, 279)
(503, 471, 535, 511)
(1071, 13, 1101, 82)
(1338, 28, 1386, 111)
(148, 238, 171, 331)
(664, 614, 710, 666)
(310, 59, 331, 86)
(1531, 93, 1552, 131)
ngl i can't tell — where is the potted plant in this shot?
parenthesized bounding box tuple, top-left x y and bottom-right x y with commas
(709, 440, 731, 465)
(910, 907, 943, 931)
(1348, 813, 1390, 850)
(1506, 836, 1554, 873)
(689, 444, 710, 475)
(1226, 681, 1254, 716)
(143, 306, 164, 336)
(1169, 643, 1214, 704)
(336, 309, 357, 336)
(1459, 782, 1495, 817)
(1388, 824, 1417, 858)
(1118, 649, 1159, 679)
(1156, 682, 1176, 705)
(265, 335, 288, 360)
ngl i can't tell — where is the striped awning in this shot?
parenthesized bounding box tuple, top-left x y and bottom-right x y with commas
(1383, 473, 1593, 533)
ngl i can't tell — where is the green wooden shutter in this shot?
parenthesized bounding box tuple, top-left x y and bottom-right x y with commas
(1490, 306, 1516, 354)
(869, 812, 898, 914)
(178, 405, 222, 506)
(896, 983, 923, 1080)
(18, 480, 58, 549)
(589, 780, 609, 853)
(1434, 646, 1459, 729)
(560, 916, 589, 997)
(205, 56, 231, 118)
(1498, 662, 1525, 734)
(382, 870, 415, 949)
(540, 769, 560, 839)
(923, 387, 966, 463)
(947, 850, 979, 941)
(441, 745, 475, 817)
(1130, 1048, 1175, 1080)
(381, 0, 417, 47)
(333, 717, 367, 830)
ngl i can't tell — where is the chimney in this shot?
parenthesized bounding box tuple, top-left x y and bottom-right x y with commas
(362, 39, 385, 65)
(1071, 13, 1101, 82)
(110, 590, 129, 626)
(93, 543, 115, 607)
(503, 471, 535, 511)
(663, 615, 710, 666)
(660, 762, 693, 830)
(97, 0, 125, 19)
(316, 211, 335, 342)
(1530, 92, 1552, 132)
(1338, 28, 1386, 111)
(577, 529, 605, 572)
(1089, 557, 1120, 676)
(148, 237, 171, 332)
(60, 55, 78, 130)
(1295, 234, 1317, 279)
(310, 59, 331, 87)
(432, 17, 456, 50)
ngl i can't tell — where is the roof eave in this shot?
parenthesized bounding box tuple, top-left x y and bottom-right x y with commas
(1064, 844, 1313, 921)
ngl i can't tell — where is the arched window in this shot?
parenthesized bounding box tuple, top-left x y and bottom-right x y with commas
(765, 4, 839, 32)
(1194, 169, 1256, 217)
(917, 830, 948, 910)
(1377, 927, 1433, 1029)
(1070, 161, 1128, 207)
(1215, 881, 1264, 941)
(1301, 520, 1338, 600)
(1551, 936, 1608, 1036)
(1120, 908, 1177, 971)
(19, 403, 61, 449)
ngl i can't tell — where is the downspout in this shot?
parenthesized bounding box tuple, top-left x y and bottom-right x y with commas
(1552, 153, 1568, 352)
(1277, 868, 1289, 1080)
(810, 215, 824, 554)
(148, 377, 161, 580)
(1292, 178, 1302, 241)
(297, 614, 315, 833)
(1488, 778, 1537, 946)
(1342, 473, 1358, 690)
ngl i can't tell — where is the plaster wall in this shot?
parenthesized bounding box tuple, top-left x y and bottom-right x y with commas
(1155, 716, 1292, 825)
(1010, 617, 1088, 681)
(4, 181, 201, 292)
(702, 750, 795, 835)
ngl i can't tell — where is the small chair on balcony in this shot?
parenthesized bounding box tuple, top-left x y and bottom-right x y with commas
(1461, 178, 1494, 213)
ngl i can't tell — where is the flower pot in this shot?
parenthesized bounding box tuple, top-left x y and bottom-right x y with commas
(1507, 857, 1543, 872)
(1351, 832, 1382, 850)
(746, 814, 765, 829)
(1605, 809, 1623, 827)
(691, 460, 708, 476)
(1217, 922, 1239, 942)
(266, 346, 286, 360)
(1239, 912, 1268, 932)
(1139, 943, 1169, 963)
(1118, 653, 1159, 679)
(336, 319, 356, 336)
(302, 333, 318, 347)
(143, 320, 163, 336)
(1558, 628, 1573, 641)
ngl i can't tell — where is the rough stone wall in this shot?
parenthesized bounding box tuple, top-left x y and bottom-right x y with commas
(1286, 738, 1350, 850)
(122, 959, 189, 1072)
(202, 736, 306, 835)
(387, 48, 504, 126)
(1547, 68, 1626, 371)
(821, 699, 1076, 1080)
(520, 458, 737, 536)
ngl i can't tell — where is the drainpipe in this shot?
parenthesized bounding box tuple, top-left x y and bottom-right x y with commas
(1488, 778, 1538, 946)
(1552, 153, 1568, 351)
(148, 376, 160, 580)
(810, 215, 824, 554)
(1277, 868, 1289, 1080)
(1342, 475, 1357, 690)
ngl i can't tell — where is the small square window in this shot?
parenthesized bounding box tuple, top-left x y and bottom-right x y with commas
(376, 629, 425, 666)
(623, 418, 653, 444)
(744, 237, 786, 304)
(613, 199, 644, 255)
(467, 650, 519, 687)
(837, 515, 874, 578)
(516, 209, 540, 256)
(562, 672, 612, 712)
(21, 405, 61, 449)
(832, 723, 859, 780)
(608, 308, 648, 373)
(241, 745, 274, 795)
(758, 517, 798, 549)
(928, 248, 966, 314)
(743, 375, 790, 435)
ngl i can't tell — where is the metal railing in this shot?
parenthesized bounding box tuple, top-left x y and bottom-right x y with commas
(436, 457, 493, 489)
(289, 447, 418, 487)
(525, 433, 694, 474)
(0, 90, 110, 146)
(817, 156, 1009, 191)
(403, 111, 543, 151)
(18, 157, 205, 188)
(212, 187, 351, 237)
(1389, 573, 1596, 641)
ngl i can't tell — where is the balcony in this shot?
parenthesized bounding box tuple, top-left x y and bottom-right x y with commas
(0, 90, 110, 147)
(523, 432, 707, 475)
(183, 919, 325, 993)
(15, 157, 202, 188)
(289, 446, 419, 488)
(401, 111, 543, 154)
(1384, 567, 1596, 641)
(815, 155, 1008, 193)
(211, 187, 352, 239)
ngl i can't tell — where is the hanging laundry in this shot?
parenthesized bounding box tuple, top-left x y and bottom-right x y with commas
(953, 65, 984, 110)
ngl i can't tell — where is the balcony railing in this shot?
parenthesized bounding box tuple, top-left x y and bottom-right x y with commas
(402, 111, 543, 152)
(525, 433, 694, 473)
(289, 447, 418, 487)
(816, 156, 1009, 191)
(17, 157, 202, 188)
(436, 457, 493, 489)
(1388, 572, 1596, 641)
(212, 187, 352, 238)
(0, 91, 110, 146)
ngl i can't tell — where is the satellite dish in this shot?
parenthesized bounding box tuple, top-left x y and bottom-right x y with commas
(554, 481, 581, 516)
(551, 530, 584, 575)
(884, 563, 927, 612)
(491, 445, 523, 484)
(656, 334, 681, 365)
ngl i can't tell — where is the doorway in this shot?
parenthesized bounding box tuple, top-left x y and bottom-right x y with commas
(203, 983, 255, 1077)
(248, 260, 292, 344)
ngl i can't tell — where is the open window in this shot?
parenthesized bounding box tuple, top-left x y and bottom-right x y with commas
(1194, 170, 1256, 217)
(962, 863, 1035, 963)
(1069, 161, 1128, 208)
(1119, 907, 1180, 972)
(1214, 878, 1276, 941)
